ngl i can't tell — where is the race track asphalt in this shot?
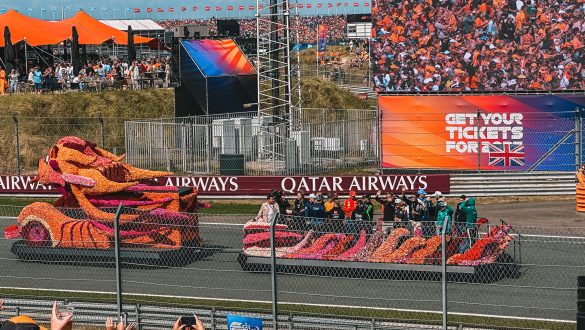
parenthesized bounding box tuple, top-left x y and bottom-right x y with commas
(0, 211, 583, 322)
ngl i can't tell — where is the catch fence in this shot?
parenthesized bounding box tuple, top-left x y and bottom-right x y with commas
(0, 205, 582, 329)
(124, 109, 378, 176)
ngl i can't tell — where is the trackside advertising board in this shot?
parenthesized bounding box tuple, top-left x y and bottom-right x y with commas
(379, 95, 585, 171)
(0, 174, 450, 196)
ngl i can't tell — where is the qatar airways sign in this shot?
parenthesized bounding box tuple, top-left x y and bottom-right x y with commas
(0, 175, 450, 196)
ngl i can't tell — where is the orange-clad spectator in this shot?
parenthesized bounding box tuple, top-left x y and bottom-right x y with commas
(343, 190, 358, 220)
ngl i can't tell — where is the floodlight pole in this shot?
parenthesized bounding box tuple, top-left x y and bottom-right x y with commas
(61, 0, 64, 20)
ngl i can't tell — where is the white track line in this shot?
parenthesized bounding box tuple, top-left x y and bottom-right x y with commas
(0, 286, 575, 324)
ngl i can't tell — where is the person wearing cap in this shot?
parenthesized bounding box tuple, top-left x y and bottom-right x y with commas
(307, 194, 326, 231)
(393, 198, 409, 228)
(343, 190, 358, 220)
(436, 198, 454, 235)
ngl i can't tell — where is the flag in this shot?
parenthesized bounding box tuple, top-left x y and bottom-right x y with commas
(181, 6, 187, 11)
(317, 3, 323, 8)
(307, 4, 312, 8)
(336, 3, 341, 7)
(101, 7, 108, 11)
(344, 3, 349, 7)
(89, 7, 96, 12)
(147, 8, 153, 13)
(215, 6, 221, 11)
(364, 2, 370, 6)
(52, 7, 58, 12)
(328, 3, 333, 7)
(239, 5, 245, 10)
(227, 6, 233, 10)
(126, 7, 131, 11)
(353, 2, 359, 6)
(488, 142, 525, 167)
(157, 8, 163, 12)
(205, 6, 211, 11)
(41, 8, 46, 12)
(193, 6, 198, 11)
(133, 8, 140, 13)
(298, 4, 304, 8)
(78, 7, 83, 11)
(168, 7, 174, 12)
(248, 5, 255, 10)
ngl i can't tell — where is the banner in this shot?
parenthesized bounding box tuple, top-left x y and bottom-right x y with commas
(226, 315, 262, 330)
(0, 174, 451, 196)
(317, 24, 327, 52)
(379, 95, 585, 171)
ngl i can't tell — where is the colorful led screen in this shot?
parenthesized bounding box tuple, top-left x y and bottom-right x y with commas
(379, 95, 585, 171)
(181, 39, 256, 77)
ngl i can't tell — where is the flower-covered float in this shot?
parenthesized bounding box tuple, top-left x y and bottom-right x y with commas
(5, 136, 208, 266)
(238, 218, 520, 281)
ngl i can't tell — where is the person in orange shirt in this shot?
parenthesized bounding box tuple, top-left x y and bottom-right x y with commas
(0, 65, 6, 96)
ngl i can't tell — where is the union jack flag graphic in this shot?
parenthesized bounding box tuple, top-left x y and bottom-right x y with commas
(488, 142, 525, 167)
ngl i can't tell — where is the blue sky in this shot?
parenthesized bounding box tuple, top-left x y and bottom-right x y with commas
(0, 1, 369, 20)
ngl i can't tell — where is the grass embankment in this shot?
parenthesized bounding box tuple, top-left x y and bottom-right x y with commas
(0, 89, 174, 174)
(0, 288, 573, 330)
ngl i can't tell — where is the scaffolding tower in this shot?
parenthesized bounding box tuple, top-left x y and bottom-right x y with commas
(255, 0, 302, 171)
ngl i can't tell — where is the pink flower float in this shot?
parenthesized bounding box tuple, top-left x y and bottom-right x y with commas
(382, 237, 427, 263)
(334, 230, 367, 261)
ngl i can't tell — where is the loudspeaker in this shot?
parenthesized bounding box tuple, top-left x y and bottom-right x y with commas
(164, 31, 174, 44)
(217, 19, 240, 37)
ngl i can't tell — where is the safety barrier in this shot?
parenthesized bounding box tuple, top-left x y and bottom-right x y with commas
(450, 172, 575, 197)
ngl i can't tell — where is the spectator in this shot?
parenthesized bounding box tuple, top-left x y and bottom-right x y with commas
(323, 193, 336, 213)
(292, 192, 307, 216)
(436, 198, 454, 235)
(32, 66, 42, 94)
(254, 194, 279, 223)
(172, 316, 205, 330)
(307, 194, 326, 231)
(343, 190, 358, 219)
(458, 195, 478, 252)
(393, 198, 409, 228)
(375, 190, 395, 234)
(0, 65, 6, 96)
(105, 317, 137, 330)
(326, 199, 345, 232)
(359, 194, 374, 235)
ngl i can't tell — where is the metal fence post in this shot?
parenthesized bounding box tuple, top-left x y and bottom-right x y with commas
(210, 307, 216, 330)
(114, 204, 124, 322)
(441, 217, 448, 330)
(575, 108, 582, 171)
(476, 108, 481, 173)
(12, 114, 20, 175)
(15, 307, 20, 316)
(270, 213, 279, 330)
(99, 114, 105, 148)
(135, 304, 141, 330)
(287, 314, 293, 330)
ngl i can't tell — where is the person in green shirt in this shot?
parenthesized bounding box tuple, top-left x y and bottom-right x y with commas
(435, 198, 453, 236)
(458, 196, 478, 252)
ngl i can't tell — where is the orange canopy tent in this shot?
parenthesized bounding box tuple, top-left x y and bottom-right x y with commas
(0, 10, 70, 46)
(0, 10, 155, 47)
(62, 11, 155, 46)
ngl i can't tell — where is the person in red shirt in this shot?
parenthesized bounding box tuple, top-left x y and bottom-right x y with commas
(343, 190, 358, 220)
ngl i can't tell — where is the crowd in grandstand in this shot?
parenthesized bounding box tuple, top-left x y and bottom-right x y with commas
(258, 189, 478, 252)
(159, 15, 348, 43)
(372, 0, 585, 92)
(0, 57, 172, 95)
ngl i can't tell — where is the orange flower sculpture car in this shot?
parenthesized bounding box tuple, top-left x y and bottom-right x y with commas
(10, 136, 205, 250)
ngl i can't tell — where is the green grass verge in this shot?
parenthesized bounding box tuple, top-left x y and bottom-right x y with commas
(0, 288, 573, 329)
(0, 198, 259, 215)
